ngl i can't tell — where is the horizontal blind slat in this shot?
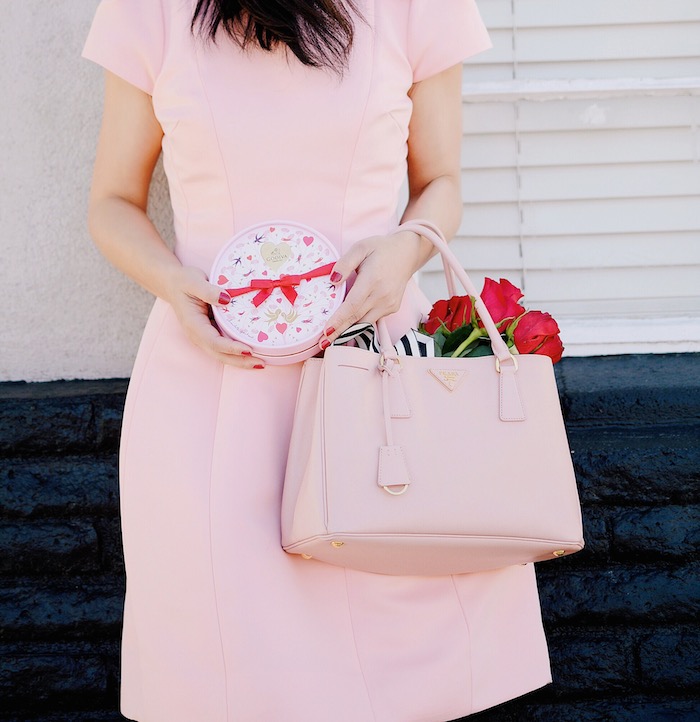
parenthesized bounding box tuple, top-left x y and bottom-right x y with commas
(479, 0, 700, 28)
(423, 238, 523, 272)
(522, 233, 700, 269)
(518, 127, 699, 166)
(420, 270, 700, 311)
(519, 163, 700, 202)
(422, 232, 700, 273)
(526, 266, 700, 303)
(462, 163, 700, 203)
(515, 24, 700, 63)
(515, 96, 700, 132)
(462, 96, 700, 134)
(521, 197, 700, 235)
(460, 203, 522, 236)
(512, 58, 700, 81)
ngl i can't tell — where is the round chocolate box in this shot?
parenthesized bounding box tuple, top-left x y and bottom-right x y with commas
(210, 221, 346, 364)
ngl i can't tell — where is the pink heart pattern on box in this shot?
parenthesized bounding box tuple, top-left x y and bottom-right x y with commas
(212, 223, 343, 349)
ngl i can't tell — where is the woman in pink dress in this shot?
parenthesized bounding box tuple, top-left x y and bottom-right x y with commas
(82, 1, 552, 720)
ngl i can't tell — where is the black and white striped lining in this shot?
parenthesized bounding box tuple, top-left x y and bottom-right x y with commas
(332, 323, 435, 357)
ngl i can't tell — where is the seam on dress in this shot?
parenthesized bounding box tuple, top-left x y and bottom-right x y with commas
(193, 44, 237, 237)
(207, 362, 230, 722)
(119, 302, 170, 474)
(405, 0, 413, 78)
(450, 575, 474, 716)
(190, 50, 239, 717)
(343, 569, 378, 722)
(338, 0, 376, 253)
(153, 0, 167, 93)
(162, 129, 191, 253)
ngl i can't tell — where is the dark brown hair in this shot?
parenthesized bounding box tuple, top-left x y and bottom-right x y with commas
(191, 0, 362, 73)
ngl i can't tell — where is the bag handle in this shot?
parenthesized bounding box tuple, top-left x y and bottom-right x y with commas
(376, 220, 516, 367)
(396, 218, 458, 298)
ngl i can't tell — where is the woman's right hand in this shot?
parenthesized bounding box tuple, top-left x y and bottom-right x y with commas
(165, 266, 266, 369)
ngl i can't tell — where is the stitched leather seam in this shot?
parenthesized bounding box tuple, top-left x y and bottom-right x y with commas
(499, 370, 526, 421)
(286, 533, 583, 546)
(320, 365, 330, 531)
(390, 373, 412, 417)
(377, 446, 411, 488)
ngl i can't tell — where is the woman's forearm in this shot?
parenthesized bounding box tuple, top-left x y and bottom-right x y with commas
(87, 195, 183, 303)
(85, 73, 263, 368)
(399, 173, 463, 275)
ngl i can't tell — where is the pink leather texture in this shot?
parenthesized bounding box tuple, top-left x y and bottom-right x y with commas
(281, 222, 585, 575)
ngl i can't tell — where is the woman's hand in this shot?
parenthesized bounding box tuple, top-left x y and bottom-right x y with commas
(164, 266, 267, 368)
(319, 230, 422, 347)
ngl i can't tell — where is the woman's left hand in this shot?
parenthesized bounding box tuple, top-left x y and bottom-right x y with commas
(319, 230, 420, 348)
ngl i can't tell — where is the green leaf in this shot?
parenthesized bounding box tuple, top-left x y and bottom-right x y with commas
(462, 344, 495, 358)
(458, 334, 511, 358)
(432, 332, 447, 357)
(441, 325, 473, 355)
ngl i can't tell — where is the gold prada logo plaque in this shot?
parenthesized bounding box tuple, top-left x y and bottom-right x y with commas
(428, 368, 466, 392)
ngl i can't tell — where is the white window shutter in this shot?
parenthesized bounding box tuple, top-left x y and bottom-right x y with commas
(420, 0, 700, 355)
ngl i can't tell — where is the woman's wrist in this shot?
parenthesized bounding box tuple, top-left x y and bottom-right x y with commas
(390, 228, 437, 277)
(159, 262, 192, 307)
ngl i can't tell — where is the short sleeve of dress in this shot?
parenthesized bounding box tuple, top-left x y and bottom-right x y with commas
(81, 0, 165, 95)
(407, 0, 492, 83)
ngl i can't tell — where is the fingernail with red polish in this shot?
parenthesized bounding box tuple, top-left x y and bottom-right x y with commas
(218, 291, 231, 305)
(241, 351, 252, 356)
(254, 364, 265, 369)
(330, 272, 342, 283)
(319, 338, 331, 350)
(324, 327, 335, 337)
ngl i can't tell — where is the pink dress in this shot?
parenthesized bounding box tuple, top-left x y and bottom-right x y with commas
(82, 1, 552, 720)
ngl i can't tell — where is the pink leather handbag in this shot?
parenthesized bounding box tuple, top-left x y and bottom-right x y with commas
(281, 220, 585, 576)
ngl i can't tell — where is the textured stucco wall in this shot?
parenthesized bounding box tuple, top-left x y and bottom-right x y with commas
(1, 1, 174, 382)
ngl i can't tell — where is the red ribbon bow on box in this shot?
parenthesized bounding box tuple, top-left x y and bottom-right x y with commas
(224, 262, 335, 307)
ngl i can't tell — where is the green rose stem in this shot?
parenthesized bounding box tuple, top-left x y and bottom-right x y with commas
(450, 327, 486, 358)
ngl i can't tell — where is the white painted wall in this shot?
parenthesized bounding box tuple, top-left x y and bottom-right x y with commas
(1, 1, 174, 382)
(2, 1, 699, 382)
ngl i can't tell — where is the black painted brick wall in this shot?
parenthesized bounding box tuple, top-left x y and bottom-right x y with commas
(1, 355, 698, 722)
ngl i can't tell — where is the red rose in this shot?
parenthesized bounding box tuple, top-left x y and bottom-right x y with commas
(445, 295, 473, 332)
(422, 299, 450, 334)
(423, 295, 474, 334)
(536, 334, 564, 364)
(479, 278, 525, 331)
(512, 311, 564, 363)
